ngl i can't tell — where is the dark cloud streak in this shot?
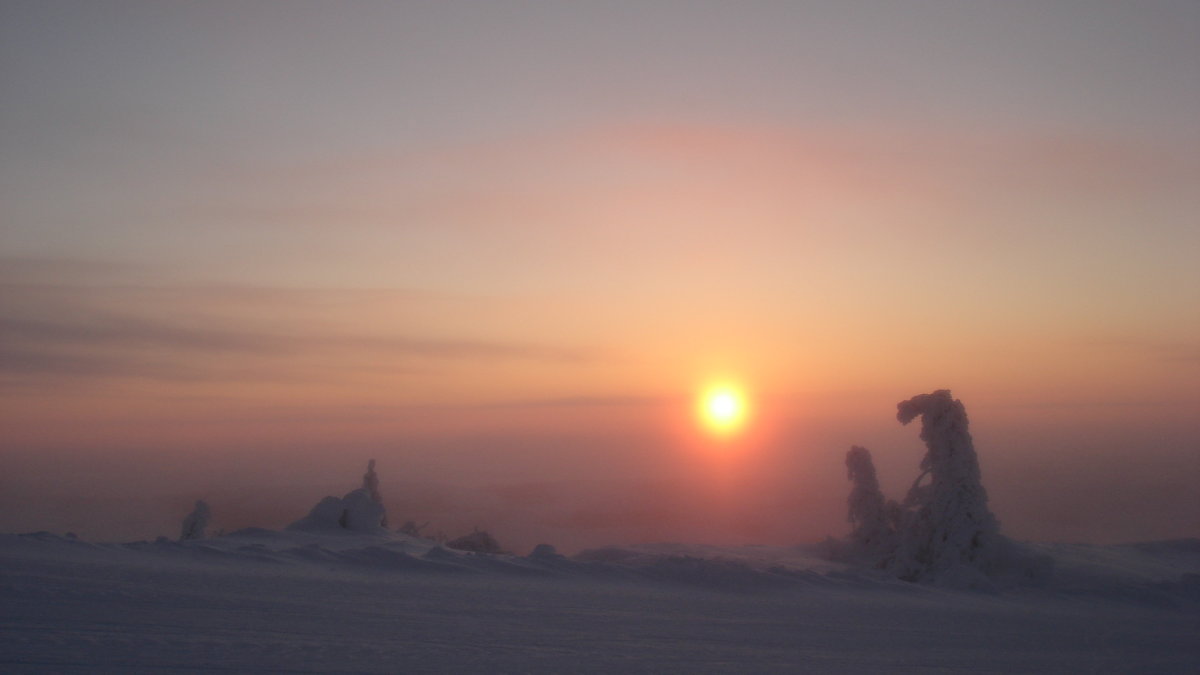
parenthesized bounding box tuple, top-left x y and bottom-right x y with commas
(0, 346, 217, 383)
(0, 314, 279, 354)
(0, 277, 597, 384)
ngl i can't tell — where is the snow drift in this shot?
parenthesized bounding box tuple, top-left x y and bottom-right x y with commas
(4, 530, 1197, 674)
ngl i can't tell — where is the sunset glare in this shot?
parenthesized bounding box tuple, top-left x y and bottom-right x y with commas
(699, 385, 748, 437)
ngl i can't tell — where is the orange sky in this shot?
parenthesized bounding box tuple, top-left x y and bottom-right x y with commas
(1, 2, 1198, 549)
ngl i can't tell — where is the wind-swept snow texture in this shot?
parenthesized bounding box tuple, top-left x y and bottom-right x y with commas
(1, 531, 1197, 673)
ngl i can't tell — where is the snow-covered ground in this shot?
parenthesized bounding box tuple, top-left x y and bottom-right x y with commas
(2, 530, 1197, 673)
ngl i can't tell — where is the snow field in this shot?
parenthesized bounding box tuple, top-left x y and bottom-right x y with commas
(2, 532, 1197, 674)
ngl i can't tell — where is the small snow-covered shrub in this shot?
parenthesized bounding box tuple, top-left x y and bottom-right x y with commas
(529, 543, 563, 560)
(446, 529, 503, 554)
(180, 500, 211, 541)
(845, 446, 895, 559)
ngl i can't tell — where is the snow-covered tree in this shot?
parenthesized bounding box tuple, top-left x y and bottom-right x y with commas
(845, 446, 894, 557)
(889, 390, 999, 581)
(341, 488, 387, 531)
(179, 500, 211, 541)
(362, 459, 387, 528)
(837, 390, 1051, 587)
(286, 460, 390, 533)
(287, 489, 387, 533)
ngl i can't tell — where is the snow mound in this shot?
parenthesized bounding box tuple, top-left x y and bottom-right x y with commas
(528, 543, 564, 561)
(286, 488, 387, 534)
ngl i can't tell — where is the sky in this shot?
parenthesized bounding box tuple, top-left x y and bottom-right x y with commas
(2, 1, 1198, 552)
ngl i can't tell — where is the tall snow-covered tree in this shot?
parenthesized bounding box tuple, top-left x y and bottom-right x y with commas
(890, 390, 999, 580)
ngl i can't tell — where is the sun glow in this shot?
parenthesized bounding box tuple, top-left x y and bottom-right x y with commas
(697, 384, 748, 437)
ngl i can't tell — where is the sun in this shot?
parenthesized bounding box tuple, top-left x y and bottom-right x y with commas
(697, 384, 748, 437)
